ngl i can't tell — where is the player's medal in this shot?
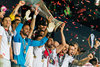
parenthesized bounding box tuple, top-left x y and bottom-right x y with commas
(34, 56, 37, 58)
(41, 59, 44, 62)
(24, 50, 26, 54)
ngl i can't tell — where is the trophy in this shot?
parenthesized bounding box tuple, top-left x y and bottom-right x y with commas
(21, 0, 63, 31)
(95, 0, 100, 6)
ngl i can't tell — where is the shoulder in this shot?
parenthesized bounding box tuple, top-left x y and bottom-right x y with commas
(0, 26, 4, 29)
(0, 26, 5, 32)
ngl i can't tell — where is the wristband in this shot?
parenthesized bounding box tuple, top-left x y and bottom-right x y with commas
(33, 15, 36, 19)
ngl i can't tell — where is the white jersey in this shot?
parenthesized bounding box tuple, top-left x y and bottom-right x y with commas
(0, 26, 11, 60)
(25, 46, 34, 67)
(47, 49, 58, 67)
(32, 46, 45, 67)
(57, 54, 74, 67)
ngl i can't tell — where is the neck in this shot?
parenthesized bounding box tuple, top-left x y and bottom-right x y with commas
(4, 27, 9, 31)
(46, 46, 52, 50)
(60, 53, 64, 56)
(21, 33, 27, 39)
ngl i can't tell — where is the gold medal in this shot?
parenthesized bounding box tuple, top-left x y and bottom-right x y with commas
(49, 59, 52, 63)
(24, 50, 26, 54)
(26, 43, 28, 45)
(41, 59, 44, 62)
(34, 56, 37, 58)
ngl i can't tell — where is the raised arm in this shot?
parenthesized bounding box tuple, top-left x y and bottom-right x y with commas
(75, 40, 100, 60)
(30, 37, 48, 46)
(10, 1, 25, 21)
(28, 6, 39, 38)
(56, 23, 68, 54)
(72, 53, 93, 66)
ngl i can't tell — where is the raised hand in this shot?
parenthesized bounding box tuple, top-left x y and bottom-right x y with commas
(47, 23, 55, 33)
(94, 40, 100, 49)
(46, 16, 53, 23)
(34, 5, 39, 16)
(88, 53, 93, 60)
(18, 1, 25, 6)
(25, 10, 32, 20)
(60, 23, 65, 32)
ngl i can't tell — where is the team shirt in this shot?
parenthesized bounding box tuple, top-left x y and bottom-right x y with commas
(0, 26, 12, 60)
(13, 23, 48, 66)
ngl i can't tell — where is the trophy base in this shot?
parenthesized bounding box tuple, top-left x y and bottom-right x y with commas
(54, 21, 63, 32)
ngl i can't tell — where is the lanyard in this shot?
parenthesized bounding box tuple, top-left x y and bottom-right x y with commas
(5, 30, 11, 45)
(22, 39, 27, 54)
(57, 54, 65, 67)
(33, 47, 37, 58)
(46, 47, 53, 59)
(46, 47, 56, 65)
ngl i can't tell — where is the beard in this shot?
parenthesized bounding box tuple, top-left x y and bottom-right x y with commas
(47, 44, 54, 48)
(23, 31, 28, 37)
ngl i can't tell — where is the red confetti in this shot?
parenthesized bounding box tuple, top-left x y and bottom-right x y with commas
(74, 34, 78, 38)
(90, 9, 92, 12)
(54, 17, 57, 19)
(70, 39, 72, 41)
(77, 19, 80, 22)
(93, 12, 96, 14)
(75, 27, 78, 28)
(60, 14, 64, 16)
(12, 6, 15, 8)
(64, 21, 67, 23)
(83, 18, 87, 21)
(66, 18, 68, 19)
(62, 0, 66, 3)
(96, 25, 98, 28)
(89, 14, 92, 16)
(71, 33, 73, 36)
(86, 0, 90, 3)
(41, 17, 43, 20)
(51, 1, 54, 3)
(77, 8, 86, 13)
(72, 6, 74, 8)
(58, 17, 61, 19)
(72, 22, 76, 25)
(57, 1, 61, 6)
(84, 6, 86, 8)
(95, 9, 98, 11)
(81, 48, 83, 50)
(90, 25, 94, 28)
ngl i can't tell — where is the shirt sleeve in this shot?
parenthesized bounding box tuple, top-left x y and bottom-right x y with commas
(0, 26, 4, 36)
(30, 37, 48, 47)
(9, 13, 15, 21)
(15, 23, 23, 34)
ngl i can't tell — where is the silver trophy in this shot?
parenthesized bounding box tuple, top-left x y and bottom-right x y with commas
(22, 0, 63, 31)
